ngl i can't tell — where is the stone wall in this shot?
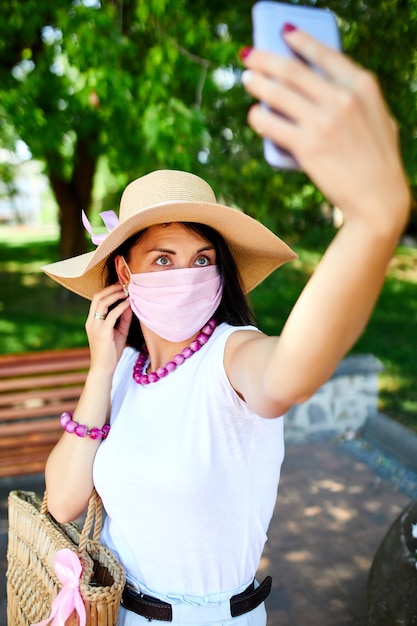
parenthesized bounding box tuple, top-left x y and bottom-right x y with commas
(284, 354, 384, 443)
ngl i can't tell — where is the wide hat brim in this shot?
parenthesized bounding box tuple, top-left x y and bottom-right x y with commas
(42, 171, 297, 299)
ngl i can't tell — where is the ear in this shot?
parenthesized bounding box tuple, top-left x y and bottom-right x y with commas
(114, 255, 130, 285)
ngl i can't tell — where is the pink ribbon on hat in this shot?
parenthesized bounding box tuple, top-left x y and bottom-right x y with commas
(82, 210, 119, 245)
(32, 548, 86, 626)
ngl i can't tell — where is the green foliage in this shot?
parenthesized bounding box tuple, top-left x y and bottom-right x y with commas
(0, 231, 88, 353)
(0, 0, 416, 249)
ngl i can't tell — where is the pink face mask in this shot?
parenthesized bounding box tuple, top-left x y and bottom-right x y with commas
(124, 263, 223, 342)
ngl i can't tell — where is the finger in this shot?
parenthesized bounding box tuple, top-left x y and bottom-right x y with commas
(282, 28, 360, 87)
(86, 300, 131, 357)
(115, 303, 133, 337)
(243, 48, 336, 106)
(247, 103, 299, 153)
(89, 284, 125, 321)
(104, 299, 131, 328)
(241, 68, 314, 125)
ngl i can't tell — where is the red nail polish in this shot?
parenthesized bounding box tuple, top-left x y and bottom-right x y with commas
(282, 23, 297, 34)
(239, 46, 253, 61)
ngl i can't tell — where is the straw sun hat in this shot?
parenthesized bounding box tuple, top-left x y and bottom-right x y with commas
(42, 170, 297, 299)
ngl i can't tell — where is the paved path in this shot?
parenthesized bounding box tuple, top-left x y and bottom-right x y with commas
(0, 440, 412, 626)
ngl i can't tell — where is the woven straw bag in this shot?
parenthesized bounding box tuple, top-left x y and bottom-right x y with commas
(7, 489, 126, 625)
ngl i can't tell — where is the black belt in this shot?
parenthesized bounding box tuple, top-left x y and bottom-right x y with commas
(121, 576, 272, 622)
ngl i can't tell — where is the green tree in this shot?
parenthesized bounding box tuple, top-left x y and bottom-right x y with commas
(0, 0, 416, 260)
(0, 0, 221, 257)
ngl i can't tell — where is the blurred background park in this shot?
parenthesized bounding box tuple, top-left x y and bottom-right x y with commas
(0, 0, 416, 432)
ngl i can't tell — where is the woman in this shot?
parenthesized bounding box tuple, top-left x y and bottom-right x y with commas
(43, 26, 410, 626)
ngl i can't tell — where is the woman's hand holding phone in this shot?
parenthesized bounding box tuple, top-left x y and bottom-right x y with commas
(241, 24, 410, 233)
(239, 7, 411, 400)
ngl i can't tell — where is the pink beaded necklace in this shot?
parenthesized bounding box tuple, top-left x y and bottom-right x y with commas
(133, 319, 217, 385)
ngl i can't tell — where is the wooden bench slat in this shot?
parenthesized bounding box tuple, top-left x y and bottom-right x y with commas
(0, 419, 62, 438)
(0, 357, 90, 378)
(0, 442, 60, 455)
(0, 465, 46, 478)
(0, 347, 89, 364)
(0, 346, 91, 477)
(0, 346, 89, 366)
(0, 451, 52, 478)
(0, 452, 51, 468)
(0, 434, 61, 447)
(0, 442, 60, 457)
(0, 372, 87, 393)
(0, 455, 50, 468)
(0, 401, 79, 421)
(0, 450, 51, 464)
(0, 459, 48, 473)
(0, 384, 84, 408)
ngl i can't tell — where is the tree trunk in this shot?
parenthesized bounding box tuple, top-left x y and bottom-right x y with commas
(48, 138, 98, 260)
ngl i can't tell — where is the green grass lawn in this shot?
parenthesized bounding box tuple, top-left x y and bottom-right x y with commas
(0, 227, 89, 353)
(1, 225, 416, 432)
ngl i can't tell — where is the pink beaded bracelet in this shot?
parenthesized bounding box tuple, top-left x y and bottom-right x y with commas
(60, 411, 110, 440)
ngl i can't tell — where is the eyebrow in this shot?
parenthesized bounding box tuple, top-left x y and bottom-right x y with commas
(146, 245, 215, 254)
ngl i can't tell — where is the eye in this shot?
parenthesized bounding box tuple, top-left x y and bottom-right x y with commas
(155, 255, 171, 266)
(194, 256, 211, 267)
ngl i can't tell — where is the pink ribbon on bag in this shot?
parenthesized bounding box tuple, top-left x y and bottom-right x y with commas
(82, 210, 119, 245)
(32, 548, 86, 626)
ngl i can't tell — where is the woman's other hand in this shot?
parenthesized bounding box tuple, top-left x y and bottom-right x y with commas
(85, 283, 132, 374)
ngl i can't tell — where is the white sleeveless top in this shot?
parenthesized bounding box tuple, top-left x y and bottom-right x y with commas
(94, 323, 285, 598)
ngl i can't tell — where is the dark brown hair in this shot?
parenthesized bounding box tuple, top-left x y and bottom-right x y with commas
(105, 223, 257, 350)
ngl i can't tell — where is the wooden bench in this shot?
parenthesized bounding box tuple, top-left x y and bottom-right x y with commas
(0, 347, 90, 478)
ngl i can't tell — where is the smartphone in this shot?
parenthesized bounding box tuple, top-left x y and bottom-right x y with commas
(252, 1, 341, 170)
